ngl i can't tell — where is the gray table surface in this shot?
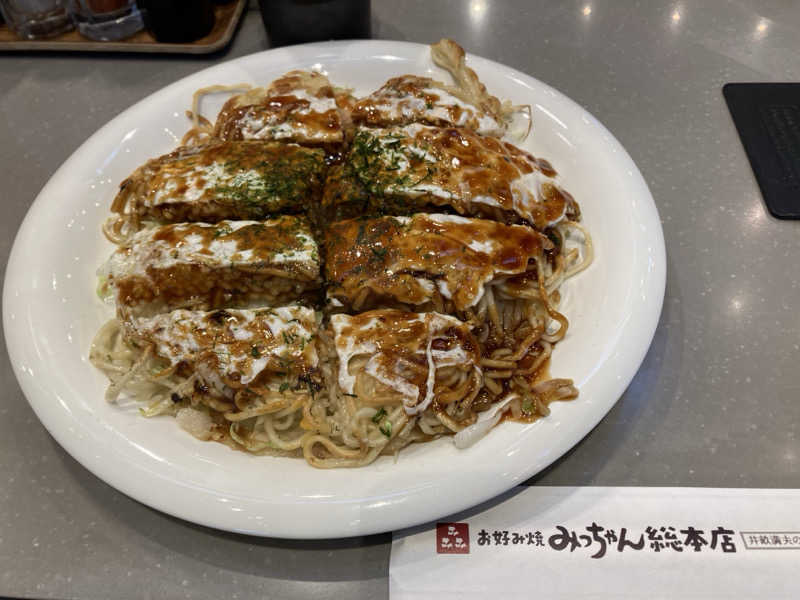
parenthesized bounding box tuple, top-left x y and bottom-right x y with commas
(2, 1, 799, 598)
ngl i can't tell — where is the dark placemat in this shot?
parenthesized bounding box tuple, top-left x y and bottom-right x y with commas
(724, 83, 800, 219)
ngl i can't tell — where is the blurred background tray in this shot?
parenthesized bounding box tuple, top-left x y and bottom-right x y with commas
(0, 0, 246, 54)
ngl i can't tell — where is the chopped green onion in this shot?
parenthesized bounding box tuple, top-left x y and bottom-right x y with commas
(545, 229, 561, 249)
(372, 407, 387, 423)
(370, 246, 388, 260)
(251, 346, 261, 358)
(379, 421, 392, 438)
(279, 382, 289, 393)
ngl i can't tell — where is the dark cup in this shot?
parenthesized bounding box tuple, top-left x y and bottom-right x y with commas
(136, 0, 215, 43)
(258, 0, 370, 47)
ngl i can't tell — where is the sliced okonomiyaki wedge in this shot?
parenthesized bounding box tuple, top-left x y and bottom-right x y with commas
(351, 39, 520, 137)
(328, 309, 482, 419)
(351, 74, 507, 137)
(124, 305, 322, 424)
(213, 70, 349, 147)
(322, 124, 578, 229)
(99, 216, 320, 316)
(324, 213, 552, 313)
(107, 140, 325, 239)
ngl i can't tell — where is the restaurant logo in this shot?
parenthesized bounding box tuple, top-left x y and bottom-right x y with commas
(436, 522, 470, 554)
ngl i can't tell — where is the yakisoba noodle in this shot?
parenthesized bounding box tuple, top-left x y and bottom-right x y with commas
(90, 38, 593, 468)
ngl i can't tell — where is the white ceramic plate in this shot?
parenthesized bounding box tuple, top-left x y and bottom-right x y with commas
(3, 41, 665, 539)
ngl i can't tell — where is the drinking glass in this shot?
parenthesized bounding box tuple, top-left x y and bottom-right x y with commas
(0, 0, 73, 39)
(68, 0, 143, 41)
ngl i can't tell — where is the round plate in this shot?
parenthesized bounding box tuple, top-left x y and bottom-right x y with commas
(2, 41, 665, 538)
